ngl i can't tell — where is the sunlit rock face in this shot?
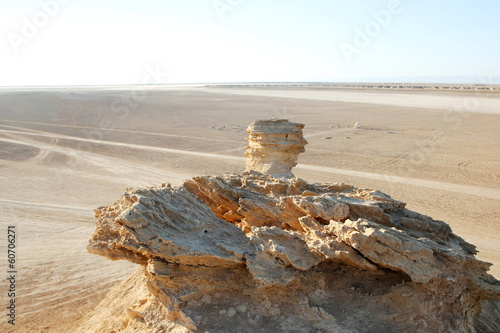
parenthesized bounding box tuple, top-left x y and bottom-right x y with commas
(82, 120, 500, 333)
(244, 118, 307, 178)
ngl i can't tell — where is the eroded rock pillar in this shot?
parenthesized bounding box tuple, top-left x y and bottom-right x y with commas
(244, 118, 307, 177)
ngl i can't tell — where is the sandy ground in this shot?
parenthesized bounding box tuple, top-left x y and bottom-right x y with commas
(0, 85, 499, 332)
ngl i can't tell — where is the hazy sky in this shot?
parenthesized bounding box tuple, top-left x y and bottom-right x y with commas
(1, 0, 499, 86)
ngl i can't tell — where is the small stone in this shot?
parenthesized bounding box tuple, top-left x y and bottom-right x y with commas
(201, 295, 212, 304)
(269, 307, 281, 317)
(236, 304, 247, 313)
(227, 307, 237, 317)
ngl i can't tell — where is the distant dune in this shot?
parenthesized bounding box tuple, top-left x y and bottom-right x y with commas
(206, 82, 500, 91)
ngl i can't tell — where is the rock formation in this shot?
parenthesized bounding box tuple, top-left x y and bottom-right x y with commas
(245, 118, 307, 177)
(81, 119, 500, 333)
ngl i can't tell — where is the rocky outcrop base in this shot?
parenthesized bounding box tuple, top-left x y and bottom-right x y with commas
(83, 173, 500, 332)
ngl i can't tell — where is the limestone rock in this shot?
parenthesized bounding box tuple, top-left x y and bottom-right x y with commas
(244, 118, 307, 177)
(88, 185, 250, 268)
(84, 173, 500, 332)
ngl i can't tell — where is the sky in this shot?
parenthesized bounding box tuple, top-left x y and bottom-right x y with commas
(1, 0, 500, 86)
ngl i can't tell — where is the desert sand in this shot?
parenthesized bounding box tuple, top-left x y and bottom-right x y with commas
(1, 84, 499, 332)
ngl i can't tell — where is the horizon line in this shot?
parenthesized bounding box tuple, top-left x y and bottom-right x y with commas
(1, 81, 500, 89)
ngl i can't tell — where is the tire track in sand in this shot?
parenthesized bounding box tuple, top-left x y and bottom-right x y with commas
(0, 135, 191, 185)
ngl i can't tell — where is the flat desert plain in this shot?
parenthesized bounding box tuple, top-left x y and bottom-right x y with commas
(1, 85, 499, 332)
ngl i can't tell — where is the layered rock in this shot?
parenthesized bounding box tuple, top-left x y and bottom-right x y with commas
(244, 118, 307, 177)
(82, 119, 500, 333)
(83, 173, 500, 332)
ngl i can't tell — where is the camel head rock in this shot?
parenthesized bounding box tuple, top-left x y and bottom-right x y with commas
(245, 118, 307, 177)
(81, 120, 500, 333)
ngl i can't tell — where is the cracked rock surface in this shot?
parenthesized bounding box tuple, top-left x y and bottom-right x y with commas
(81, 172, 500, 333)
